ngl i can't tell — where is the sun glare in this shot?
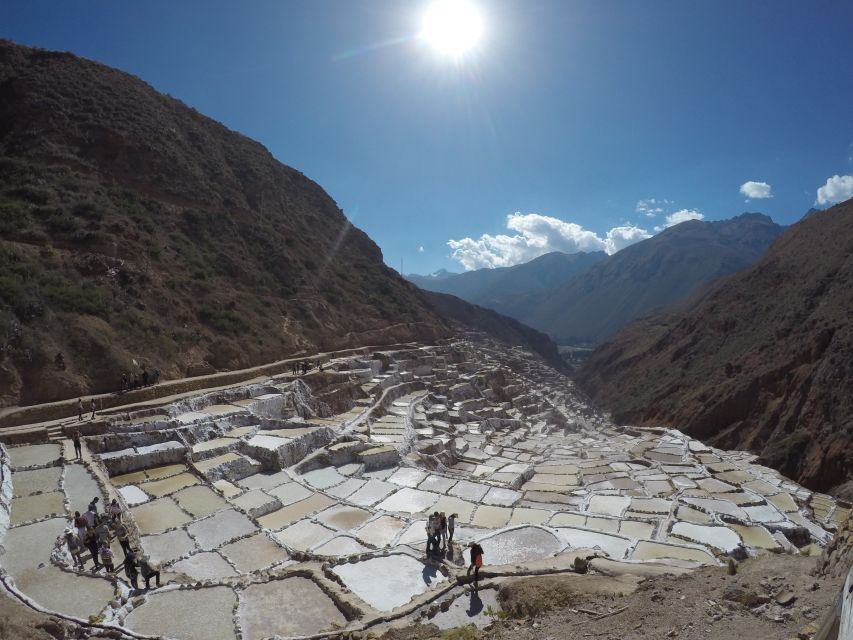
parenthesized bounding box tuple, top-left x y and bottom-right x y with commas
(421, 0, 484, 57)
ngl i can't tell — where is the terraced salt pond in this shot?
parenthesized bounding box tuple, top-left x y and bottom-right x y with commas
(0, 335, 849, 638)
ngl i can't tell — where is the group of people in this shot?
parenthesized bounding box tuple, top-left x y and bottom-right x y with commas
(425, 511, 457, 554)
(66, 496, 160, 591)
(76, 398, 97, 422)
(120, 367, 160, 393)
(290, 360, 317, 376)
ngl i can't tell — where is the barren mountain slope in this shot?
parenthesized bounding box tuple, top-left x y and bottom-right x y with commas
(577, 199, 853, 494)
(0, 40, 453, 406)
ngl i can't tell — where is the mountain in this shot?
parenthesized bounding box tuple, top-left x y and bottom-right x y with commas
(408, 268, 458, 283)
(407, 251, 608, 317)
(523, 214, 785, 344)
(0, 40, 570, 408)
(422, 291, 569, 373)
(577, 198, 853, 495)
(0, 42, 518, 408)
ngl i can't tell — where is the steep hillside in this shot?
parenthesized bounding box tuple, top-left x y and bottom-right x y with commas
(422, 291, 568, 373)
(0, 40, 454, 406)
(408, 251, 607, 318)
(525, 213, 784, 344)
(577, 199, 853, 494)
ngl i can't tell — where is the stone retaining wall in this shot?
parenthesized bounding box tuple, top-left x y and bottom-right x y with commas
(0, 443, 11, 557)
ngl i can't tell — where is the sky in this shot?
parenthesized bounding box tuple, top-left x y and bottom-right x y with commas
(2, 0, 853, 274)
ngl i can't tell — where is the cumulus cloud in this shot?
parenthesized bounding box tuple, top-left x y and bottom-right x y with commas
(635, 198, 671, 217)
(816, 174, 853, 205)
(654, 208, 705, 232)
(605, 225, 652, 253)
(739, 181, 773, 200)
(447, 213, 650, 270)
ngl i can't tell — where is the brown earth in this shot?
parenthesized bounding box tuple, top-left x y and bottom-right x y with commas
(576, 199, 853, 495)
(378, 554, 846, 640)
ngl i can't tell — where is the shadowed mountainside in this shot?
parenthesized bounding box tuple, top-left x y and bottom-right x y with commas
(0, 40, 572, 408)
(422, 290, 569, 373)
(577, 198, 853, 494)
(525, 214, 785, 344)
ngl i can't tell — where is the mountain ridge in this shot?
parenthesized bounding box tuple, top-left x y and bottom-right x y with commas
(577, 199, 853, 495)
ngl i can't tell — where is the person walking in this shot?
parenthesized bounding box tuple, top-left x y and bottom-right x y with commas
(121, 372, 128, 393)
(85, 528, 101, 571)
(72, 430, 82, 459)
(90, 399, 96, 420)
(73, 510, 89, 541)
(467, 542, 484, 590)
(95, 516, 111, 545)
(88, 496, 100, 515)
(115, 522, 132, 556)
(99, 543, 115, 573)
(109, 498, 123, 522)
(124, 553, 140, 590)
(430, 511, 441, 553)
(77, 398, 83, 422)
(65, 531, 84, 568)
(448, 513, 457, 543)
(139, 556, 161, 590)
(439, 512, 448, 550)
(425, 514, 435, 554)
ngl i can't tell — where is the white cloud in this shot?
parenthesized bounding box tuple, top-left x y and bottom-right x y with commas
(816, 174, 853, 205)
(654, 208, 705, 232)
(605, 225, 652, 253)
(447, 213, 651, 270)
(739, 181, 773, 200)
(635, 198, 672, 217)
(418, 246, 424, 253)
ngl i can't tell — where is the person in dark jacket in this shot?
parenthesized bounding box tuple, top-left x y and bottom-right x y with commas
(467, 542, 484, 589)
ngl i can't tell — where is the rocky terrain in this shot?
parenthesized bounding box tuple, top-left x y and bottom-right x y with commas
(578, 199, 853, 496)
(0, 336, 848, 639)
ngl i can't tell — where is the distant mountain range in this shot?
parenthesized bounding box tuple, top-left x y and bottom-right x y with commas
(408, 251, 607, 319)
(409, 213, 784, 345)
(577, 197, 853, 496)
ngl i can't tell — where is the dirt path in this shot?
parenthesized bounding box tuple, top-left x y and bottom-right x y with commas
(381, 554, 845, 640)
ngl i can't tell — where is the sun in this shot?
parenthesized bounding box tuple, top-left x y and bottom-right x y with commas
(420, 0, 484, 57)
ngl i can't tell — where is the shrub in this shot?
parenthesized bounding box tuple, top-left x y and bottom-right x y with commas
(43, 282, 111, 317)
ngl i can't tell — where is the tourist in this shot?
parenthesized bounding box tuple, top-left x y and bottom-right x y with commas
(77, 398, 83, 422)
(124, 553, 140, 590)
(99, 542, 115, 572)
(95, 516, 111, 544)
(72, 430, 82, 460)
(448, 513, 457, 543)
(430, 511, 441, 553)
(84, 529, 101, 571)
(425, 514, 435, 554)
(88, 496, 100, 514)
(115, 522, 132, 556)
(129, 372, 136, 389)
(467, 542, 484, 589)
(153, 368, 160, 384)
(109, 498, 123, 521)
(73, 510, 88, 540)
(83, 505, 97, 528)
(65, 531, 84, 568)
(142, 369, 149, 386)
(439, 512, 448, 550)
(139, 555, 161, 589)
(90, 398, 96, 420)
(121, 372, 128, 392)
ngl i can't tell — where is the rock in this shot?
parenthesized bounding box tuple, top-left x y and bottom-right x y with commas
(775, 591, 796, 607)
(727, 558, 737, 575)
(573, 556, 589, 574)
(723, 586, 763, 607)
(798, 622, 818, 639)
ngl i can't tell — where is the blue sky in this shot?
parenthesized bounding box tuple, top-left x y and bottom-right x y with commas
(3, 0, 853, 273)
